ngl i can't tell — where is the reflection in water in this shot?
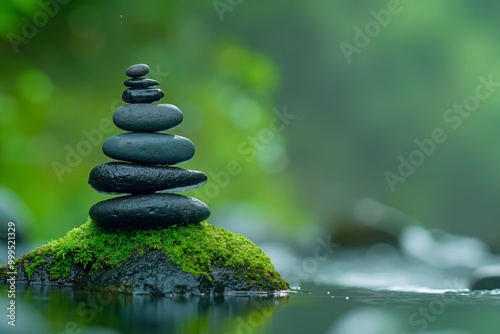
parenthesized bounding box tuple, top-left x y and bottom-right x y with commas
(325, 306, 403, 334)
(0, 285, 288, 334)
(3, 283, 500, 333)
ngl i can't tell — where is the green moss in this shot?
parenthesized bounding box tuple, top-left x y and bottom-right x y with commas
(6, 218, 287, 289)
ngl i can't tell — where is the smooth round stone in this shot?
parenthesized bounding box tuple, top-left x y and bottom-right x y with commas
(124, 78, 159, 88)
(470, 265, 500, 290)
(113, 104, 183, 132)
(126, 64, 149, 78)
(102, 133, 195, 165)
(89, 162, 207, 194)
(89, 193, 211, 227)
(122, 88, 164, 103)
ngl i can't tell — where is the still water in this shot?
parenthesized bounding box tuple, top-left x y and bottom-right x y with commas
(1, 282, 500, 334)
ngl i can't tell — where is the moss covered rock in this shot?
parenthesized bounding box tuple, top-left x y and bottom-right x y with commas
(0, 219, 288, 295)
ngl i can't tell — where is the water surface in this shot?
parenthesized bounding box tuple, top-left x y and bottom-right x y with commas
(1, 283, 500, 334)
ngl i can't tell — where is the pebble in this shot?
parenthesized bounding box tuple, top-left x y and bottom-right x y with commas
(102, 133, 195, 165)
(89, 162, 207, 194)
(470, 265, 500, 290)
(124, 78, 159, 88)
(113, 103, 183, 132)
(122, 88, 164, 103)
(89, 193, 211, 227)
(125, 64, 149, 78)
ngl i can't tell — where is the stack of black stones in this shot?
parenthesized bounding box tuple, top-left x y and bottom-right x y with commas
(88, 64, 210, 228)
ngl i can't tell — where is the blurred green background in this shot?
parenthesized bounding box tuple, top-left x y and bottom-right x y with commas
(1, 0, 500, 250)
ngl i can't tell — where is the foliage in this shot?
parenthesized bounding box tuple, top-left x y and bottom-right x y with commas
(0, 0, 306, 243)
(7, 0, 500, 248)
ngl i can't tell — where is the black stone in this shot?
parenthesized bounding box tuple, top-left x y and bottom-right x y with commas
(122, 88, 164, 103)
(113, 103, 183, 132)
(124, 78, 159, 88)
(102, 133, 195, 165)
(89, 193, 211, 227)
(89, 162, 207, 194)
(126, 64, 149, 78)
(470, 265, 500, 290)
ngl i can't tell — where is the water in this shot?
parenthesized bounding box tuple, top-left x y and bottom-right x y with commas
(2, 228, 500, 334)
(1, 283, 500, 334)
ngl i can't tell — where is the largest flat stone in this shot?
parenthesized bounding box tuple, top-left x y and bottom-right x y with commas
(102, 133, 195, 165)
(89, 162, 207, 194)
(89, 193, 210, 227)
(113, 104, 183, 132)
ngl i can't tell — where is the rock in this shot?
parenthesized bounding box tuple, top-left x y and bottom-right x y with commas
(113, 103, 183, 132)
(89, 193, 210, 227)
(73, 251, 275, 294)
(470, 265, 500, 290)
(122, 88, 164, 103)
(0, 220, 289, 295)
(125, 64, 149, 78)
(330, 221, 399, 248)
(91, 63, 209, 230)
(89, 162, 207, 194)
(124, 78, 159, 88)
(102, 132, 195, 165)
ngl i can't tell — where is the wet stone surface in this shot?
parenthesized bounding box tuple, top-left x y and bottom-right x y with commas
(125, 63, 149, 78)
(102, 133, 195, 165)
(124, 78, 159, 88)
(89, 162, 207, 194)
(122, 88, 164, 103)
(113, 103, 183, 132)
(89, 193, 210, 227)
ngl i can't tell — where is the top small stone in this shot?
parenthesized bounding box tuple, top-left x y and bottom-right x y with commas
(126, 64, 149, 78)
